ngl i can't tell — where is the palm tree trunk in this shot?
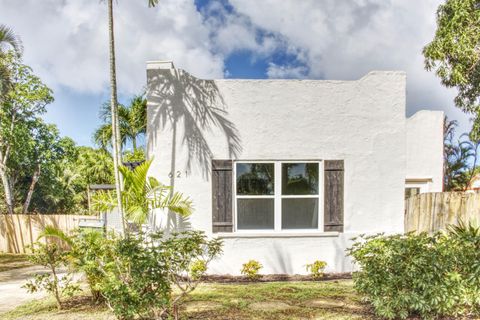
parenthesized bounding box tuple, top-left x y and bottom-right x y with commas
(107, 0, 126, 234)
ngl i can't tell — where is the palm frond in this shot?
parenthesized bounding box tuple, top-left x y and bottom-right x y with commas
(148, 0, 160, 7)
(91, 190, 117, 212)
(38, 225, 74, 246)
(0, 24, 23, 57)
(93, 123, 113, 150)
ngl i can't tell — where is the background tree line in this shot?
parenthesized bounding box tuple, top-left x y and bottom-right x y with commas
(0, 25, 146, 214)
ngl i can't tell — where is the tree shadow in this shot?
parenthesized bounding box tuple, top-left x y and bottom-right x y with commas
(147, 68, 242, 180)
(147, 67, 242, 232)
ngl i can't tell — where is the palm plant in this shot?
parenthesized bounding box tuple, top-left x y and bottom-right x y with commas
(443, 117, 478, 191)
(92, 160, 192, 226)
(0, 25, 23, 56)
(0, 25, 23, 99)
(93, 94, 147, 151)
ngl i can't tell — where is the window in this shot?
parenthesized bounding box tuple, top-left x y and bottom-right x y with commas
(236, 163, 275, 230)
(405, 187, 420, 200)
(282, 163, 319, 229)
(235, 161, 321, 231)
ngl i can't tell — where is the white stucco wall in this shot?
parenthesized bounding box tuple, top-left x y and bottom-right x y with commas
(146, 62, 409, 274)
(406, 110, 444, 192)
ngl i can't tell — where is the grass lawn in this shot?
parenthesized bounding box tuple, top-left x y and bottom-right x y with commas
(0, 253, 32, 272)
(3, 279, 373, 320)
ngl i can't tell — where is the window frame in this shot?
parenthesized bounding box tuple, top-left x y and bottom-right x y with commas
(233, 160, 324, 233)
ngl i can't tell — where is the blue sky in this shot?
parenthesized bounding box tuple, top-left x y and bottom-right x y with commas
(1, 0, 471, 147)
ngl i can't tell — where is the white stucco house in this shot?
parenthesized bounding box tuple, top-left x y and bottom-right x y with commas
(146, 61, 444, 275)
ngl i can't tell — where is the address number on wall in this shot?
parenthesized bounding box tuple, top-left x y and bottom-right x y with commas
(168, 171, 188, 178)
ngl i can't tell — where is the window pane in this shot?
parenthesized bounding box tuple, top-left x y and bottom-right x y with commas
(405, 187, 420, 200)
(236, 163, 274, 195)
(282, 163, 318, 195)
(282, 198, 318, 229)
(237, 199, 274, 230)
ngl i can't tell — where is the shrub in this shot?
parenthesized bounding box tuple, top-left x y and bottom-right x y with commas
(241, 260, 263, 280)
(36, 226, 223, 319)
(347, 223, 480, 319)
(23, 242, 80, 310)
(97, 230, 222, 320)
(306, 260, 327, 279)
(68, 229, 115, 302)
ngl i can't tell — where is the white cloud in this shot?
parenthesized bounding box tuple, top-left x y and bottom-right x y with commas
(0, 0, 473, 135)
(0, 0, 224, 95)
(266, 63, 307, 79)
(226, 0, 471, 133)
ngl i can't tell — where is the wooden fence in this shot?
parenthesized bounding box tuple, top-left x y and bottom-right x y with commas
(0, 214, 92, 253)
(405, 192, 480, 233)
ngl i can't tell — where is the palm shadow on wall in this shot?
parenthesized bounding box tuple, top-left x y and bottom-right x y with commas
(147, 68, 242, 231)
(148, 68, 242, 179)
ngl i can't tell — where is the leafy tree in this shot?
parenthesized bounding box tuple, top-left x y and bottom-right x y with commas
(23, 241, 80, 310)
(75, 146, 114, 185)
(122, 148, 146, 163)
(19, 121, 72, 213)
(424, 0, 480, 136)
(26, 136, 80, 214)
(34, 146, 115, 214)
(0, 53, 53, 214)
(94, 94, 147, 152)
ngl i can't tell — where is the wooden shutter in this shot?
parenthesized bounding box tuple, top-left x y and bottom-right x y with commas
(212, 160, 233, 233)
(324, 160, 344, 232)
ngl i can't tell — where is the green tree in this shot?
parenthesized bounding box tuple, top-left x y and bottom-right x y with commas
(25, 134, 80, 214)
(75, 147, 114, 185)
(20, 121, 68, 213)
(443, 117, 479, 190)
(423, 0, 480, 136)
(36, 146, 115, 214)
(93, 94, 147, 152)
(0, 53, 53, 214)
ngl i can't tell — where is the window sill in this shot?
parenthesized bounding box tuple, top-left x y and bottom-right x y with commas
(215, 231, 340, 239)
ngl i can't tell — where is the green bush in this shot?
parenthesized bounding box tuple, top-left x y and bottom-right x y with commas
(95, 230, 222, 320)
(306, 260, 327, 279)
(23, 242, 80, 310)
(69, 229, 116, 302)
(347, 223, 480, 319)
(241, 260, 263, 280)
(37, 226, 222, 320)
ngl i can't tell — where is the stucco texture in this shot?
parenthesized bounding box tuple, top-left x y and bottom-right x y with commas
(146, 63, 441, 274)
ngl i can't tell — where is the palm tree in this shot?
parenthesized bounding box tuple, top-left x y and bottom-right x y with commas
(0, 25, 23, 99)
(105, 0, 162, 233)
(93, 94, 147, 152)
(106, 0, 125, 233)
(92, 160, 192, 226)
(0, 25, 22, 56)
